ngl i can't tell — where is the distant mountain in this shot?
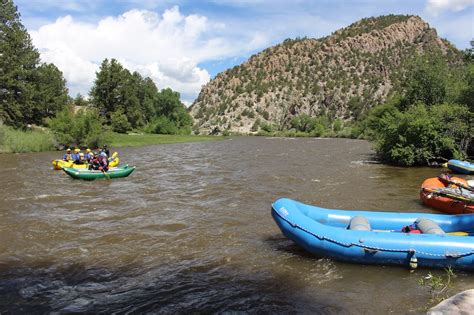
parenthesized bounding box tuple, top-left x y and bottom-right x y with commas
(189, 15, 462, 135)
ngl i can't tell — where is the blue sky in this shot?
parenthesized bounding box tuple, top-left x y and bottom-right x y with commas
(15, 0, 474, 104)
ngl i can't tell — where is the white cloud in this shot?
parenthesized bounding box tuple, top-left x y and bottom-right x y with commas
(29, 6, 263, 103)
(425, 0, 473, 16)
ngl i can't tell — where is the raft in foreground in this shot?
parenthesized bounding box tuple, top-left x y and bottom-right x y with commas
(271, 198, 474, 270)
(62, 165, 135, 180)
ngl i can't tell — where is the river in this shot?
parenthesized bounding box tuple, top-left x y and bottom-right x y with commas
(0, 137, 472, 313)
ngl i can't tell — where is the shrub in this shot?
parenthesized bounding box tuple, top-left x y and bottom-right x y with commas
(260, 122, 274, 133)
(309, 123, 326, 137)
(145, 116, 178, 134)
(372, 103, 469, 166)
(333, 119, 343, 132)
(251, 119, 261, 132)
(48, 106, 108, 148)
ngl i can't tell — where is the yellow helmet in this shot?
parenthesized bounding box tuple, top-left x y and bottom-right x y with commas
(86, 148, 91, 153)
(74, 148, 80, 153)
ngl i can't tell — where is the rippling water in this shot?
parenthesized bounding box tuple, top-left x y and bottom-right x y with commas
(0, 137, 472, 313)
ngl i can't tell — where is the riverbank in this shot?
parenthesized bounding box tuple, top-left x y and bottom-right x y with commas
(0, 125, 222, 153)
(0, 126, 55, 153)
(109, 133, 222, 148)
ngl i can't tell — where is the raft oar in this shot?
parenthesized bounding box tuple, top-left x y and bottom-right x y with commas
(424, 187, 474, 203)
(100, 167, 110, 180)
(447, 231, 469, 236)
(438, 174, 474, 192)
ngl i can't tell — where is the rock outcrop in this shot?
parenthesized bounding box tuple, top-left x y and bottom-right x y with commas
(189, 15, 460, 135)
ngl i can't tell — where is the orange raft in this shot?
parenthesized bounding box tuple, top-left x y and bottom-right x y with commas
(420, 176, 474, 214)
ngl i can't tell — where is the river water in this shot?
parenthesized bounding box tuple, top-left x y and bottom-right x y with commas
(0, 137, 472, 313)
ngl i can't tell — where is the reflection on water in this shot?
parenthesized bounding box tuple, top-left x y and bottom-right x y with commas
(0, 137, 472, 313)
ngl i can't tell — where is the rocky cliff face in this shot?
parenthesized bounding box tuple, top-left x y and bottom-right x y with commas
(189, 15, 460, 135)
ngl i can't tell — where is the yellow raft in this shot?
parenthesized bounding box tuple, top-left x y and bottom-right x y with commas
(52, 152, 119, 170)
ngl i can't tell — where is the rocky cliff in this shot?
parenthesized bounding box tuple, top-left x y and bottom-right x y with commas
(189, 15, 460, 135)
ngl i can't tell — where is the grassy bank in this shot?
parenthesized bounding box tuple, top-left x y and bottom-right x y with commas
(0, 125, 55, 153)
(0, 125, 222, 153)
(108, 132, 222, 147)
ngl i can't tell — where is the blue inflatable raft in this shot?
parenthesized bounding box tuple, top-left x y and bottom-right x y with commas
(446, 159, 474, 175)
(272, 198, 474, 270)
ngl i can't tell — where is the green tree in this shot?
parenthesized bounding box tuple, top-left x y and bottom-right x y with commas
(32, 63, 69, 124)
(400, 54, 449, 109)
(90, 58, 192, 134)
(73, 94, 89, 107)
(0, 0, 40, 127)
(459, 63, 474, 112)
(119, 71, 148, 129)
(90, 58, 128, 122)
(138, 77, 158, 122)
(373, 103, 469, 166)
(110, 108, 132, 133)
(154, 88, 192, 132)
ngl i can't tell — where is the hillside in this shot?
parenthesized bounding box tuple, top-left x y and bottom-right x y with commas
(189, 15, 461, 135)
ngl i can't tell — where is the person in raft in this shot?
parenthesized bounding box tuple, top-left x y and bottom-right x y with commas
(71, 148, 81, 163)
(98, 152, 109, 172)
(85, 148, 94, 162)
(89, 155, 101, 170)
(102, 144, 110, 158)
(63, 148, 72, 161)
(76, 152, 86, 164)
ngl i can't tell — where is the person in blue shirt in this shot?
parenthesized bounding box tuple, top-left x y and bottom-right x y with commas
(63, 148, 72, 161)
(71, 148, 81, 163)
(85, 148, 94, 162)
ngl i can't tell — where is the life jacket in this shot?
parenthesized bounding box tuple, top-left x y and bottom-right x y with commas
(99, 156, 108, 166)
(63, 153, 72, 161)
(401, 224, 421, 234)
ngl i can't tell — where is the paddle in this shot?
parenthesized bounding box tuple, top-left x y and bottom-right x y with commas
(102, 168, 110, 180)
(447, 232, 469, 236)
(438, 173, 474, 192)
(425, 187, 474, 203)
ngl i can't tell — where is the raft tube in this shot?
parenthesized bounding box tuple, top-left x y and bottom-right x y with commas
(52, 152, 119, 170)
(446, 159, 474, 175)
(62, 165, 135, 180)
(271, 198, 474, 270)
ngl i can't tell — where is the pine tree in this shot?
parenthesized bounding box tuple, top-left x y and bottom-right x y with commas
(0, 0, 40, 127)
(0, 0, 68, 127)
(90, 58, 128, 123)
(32, 63, 69, 124)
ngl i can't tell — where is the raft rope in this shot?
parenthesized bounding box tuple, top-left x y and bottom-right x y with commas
(274, 210, 474, 259)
